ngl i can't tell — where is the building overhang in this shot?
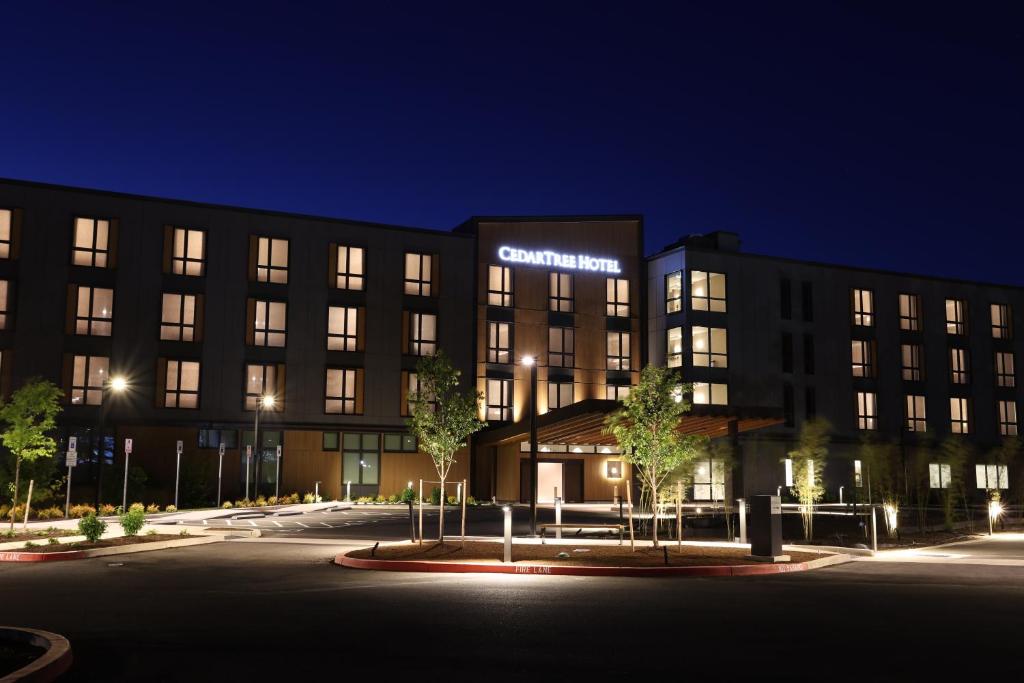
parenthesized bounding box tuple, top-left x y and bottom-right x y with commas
(474, 399, 783, 448)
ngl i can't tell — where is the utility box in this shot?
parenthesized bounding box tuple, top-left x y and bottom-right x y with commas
(749, 495, 787, 561)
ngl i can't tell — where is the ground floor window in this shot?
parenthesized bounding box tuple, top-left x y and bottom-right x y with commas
(929, 463, 951, 489)
(975, 464, 1008, 490)
(383, 433, 417, 452)
(343, 432, 379, 486)
(693, 458, 726, 501)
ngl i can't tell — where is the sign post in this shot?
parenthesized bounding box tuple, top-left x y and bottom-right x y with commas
(174, 440, 183, 509)
(64, 437, 78, 519)
(275, 444, 282, 500)
(245, 445, 252, 501)
(121, 437, 133, 511)
(217, 442, 225, 507)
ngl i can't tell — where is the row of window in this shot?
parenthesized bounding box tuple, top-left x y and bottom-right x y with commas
(850, 341, 1016, 388)
(666, 270, 727, 314)
(486, 324, 632, 370)
(852, 289, 1013, 339)
(666, 326, 728, 368)
(853, 391, 1019, 436)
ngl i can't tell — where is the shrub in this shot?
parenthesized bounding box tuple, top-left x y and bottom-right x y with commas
(129, 502, 145, 513)
(222, 501, 233, 509)
(99, 504, 116, 517)
(146, 529, 157, 536)
(69, 504, 96, 519)
(447, 496, 458, 506)
(48, 537, 59, 545)
(387, 494, 399, 504)
(255, 496, 267, 507)
(356, 496, 373, 504)
(267, 496, 278, 506)
(375, 495, 386, 503)
(399, 487, 415, 504)
(179, 529, 190, 536)
(146, 503, 160, 514)
(119, 507, 146, 537)
(466, 496, 478, 506)
(78, 514, 107, 542)
(164, 504, 177, 513)
(302, 492, 315, 504)
(24, 541, 37, 549)
(429, 487, 442, 505)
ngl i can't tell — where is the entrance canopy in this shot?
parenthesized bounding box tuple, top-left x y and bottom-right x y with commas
(475, 398, 783, 447)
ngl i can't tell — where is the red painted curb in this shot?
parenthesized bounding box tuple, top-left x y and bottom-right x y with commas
(0, 549, 88, 562)
(335, 550, 829, 577)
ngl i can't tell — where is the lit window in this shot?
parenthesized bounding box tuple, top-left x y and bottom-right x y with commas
(929, 463, 951, 489)
(252, 300, 287, 347)
(72, 217, 110, 267)
(487, 322, 512, 363)
(164, 360, 200, 409)
(851, 289, 873, 326)
(606, 278, 629, 317)
(905, 395, 926, 432)
(666, 327, 683, 368)
(335, 245, 365, 290)
(949, 348, 969, 384)
(485, 378, 512, 421)
(950, 397, 970, 434)
(74, 286, 113, 336)
(170, 227, 205, 277)
(488, 265, 513, 307)
(945, 299, 967, 335)
(856, 391, 877, 430)
(995, 352, 1015, 388)
(976, 464, 1009, 490)
(548, 327, 574, 368)
(665, 271, 682, 313)
(549, 272, 573, 312)
(245, 364, 279, 411)
(606, 384, 631, 401)
(327, 306, 359, 352)
(851, 340, 875, 378)
(0, 209, 10, 259)
(0, 280, 8, 329)
(408, 312, 437, 356)
(325, 368, 359, 414)
(692, 327, 727, 368)
(255, 237, 288, 284)
(547, 381, 574, 410)
(404, 253, 433, 296)
(70, 355, 108, 405)
(991, 303, 1012, 339)
(691, 271, 726, 312)
(693, 458, 726, 501)
(606, 331, 631, 370)
(693, 382, 728, 406)
(898, 293, 921, 331)
(160, 293, 197, 342)
(998, 400, 1018, 436)
(901, 344, 923, 381)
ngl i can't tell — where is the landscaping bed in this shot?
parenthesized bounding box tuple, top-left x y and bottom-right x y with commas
(1, 528, 78, 544)
(17, 534, 181, 554)
(0, 641, 45, 677)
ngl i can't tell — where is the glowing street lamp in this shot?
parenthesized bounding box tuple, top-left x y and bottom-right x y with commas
(251, 393, 276, 499)
(522, 355, 538, 535)
(95, 374, 131, 510)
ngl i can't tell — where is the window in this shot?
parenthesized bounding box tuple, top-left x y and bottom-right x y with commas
(803, 334, 815, 374)
(487, 322, 512, 363)
(665, 271, 682, 313)
(781, 332, 793, 373)
(606, 384, 631, 401)
(905, 395, 927, 432)
(0, 209, 10, 258)
(69, 355, 108, 405)
(74, 286, 113, 336)
(898, 294, 921, 331)
(856, 391, 877, 430)
(72, 217, 111, 267)
(976, 464, 1009, 490)
(949, 348, 969, 385)
(929, 463, 951, 489)
(254, 236, 288, 284)
(169, 227, 205, 276)
(343, 433, 379, 486)
(901, 344, 923, 381)
(404, 253, 433, 296)
(780, 278, 792, 320)
(851, 340, 876, 378)
(606, 278, 629, 317)
(251, 300, 287, 347)
(334, 245, 365, 290)
(692, 271, 726, 312)
(199, 429, 237, 449)
(991, 303, 1011, 339)
(692, 327, 727, 368)
(401, 370, 433, 416)
(323, 432, 340, 450)
(548, 381, 574, 410)
(383, 433, 418, 452)
(693, 382, 728, 406)
(327, 306, 360, 352)
(325, 368, 361, 414)
(488, 265, 513, 307)
(548, 327, 574, 368)
(408, 312, 437, 356)
(851, 289, 873, 326)
(995, 351, 1015, 388)
(163, 360, 200, 409)
(693, 458, 726, 501)
(998, 400, 1018, 436)
(486, 379, 512, 421)
(245, 364, 280, 410)
(666, 327, 683, 368)
(805, 387, 817, 420)
(783, 384, 794, 427)
(950, 397, 970, 434)
(606, 331, 630, 370)
(160, 293, 198, 342)
(0, 280, 9, 329)
(801, 282, 814, 322)
(549, 272, 573, 312)
(945, 298, 967, 335)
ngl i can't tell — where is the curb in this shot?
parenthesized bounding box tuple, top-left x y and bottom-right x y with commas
(0, 535, 220, 563)
(335, 548, 851, 577)
(0, 627, 72, 683)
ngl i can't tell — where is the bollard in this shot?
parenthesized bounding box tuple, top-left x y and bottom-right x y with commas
(555, 496, 562, 539)
(738, 498, 747, 544)
(871, 505, 878, 553)
(503, 505, 512, 563)
(345, 481, 351, 502)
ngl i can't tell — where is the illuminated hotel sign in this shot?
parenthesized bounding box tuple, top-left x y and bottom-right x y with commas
(497, 246, 622, 274)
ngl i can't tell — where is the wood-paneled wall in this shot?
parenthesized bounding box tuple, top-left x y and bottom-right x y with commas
(494, 442, 631, 502)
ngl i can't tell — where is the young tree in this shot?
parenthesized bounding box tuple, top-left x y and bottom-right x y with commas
(788, 419, 830, 541)
(1, 379, 63, 531)
(604, 365, 706, 548)
(407, 350, 486, 543)
(859, 434, 900, 536)
(937, 437, 971, 531)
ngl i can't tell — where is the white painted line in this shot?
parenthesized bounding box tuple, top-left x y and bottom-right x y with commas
(320, 522, 331, 528)
(296, 522, 309, 528)
(226, 520, 234, 526)
(272, 521, 283, 527)
(247, 520, 256, 527)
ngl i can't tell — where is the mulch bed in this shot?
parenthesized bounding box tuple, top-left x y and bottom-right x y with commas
(18, 534, 181, 554)
(0, 642, 46, 677)
(349, 541, 821, 567)
(0, 529, 78, 544)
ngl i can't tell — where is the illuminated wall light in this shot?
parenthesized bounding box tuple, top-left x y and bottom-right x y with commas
(606, 460, 622, 479)
(572, 447, 582, 453)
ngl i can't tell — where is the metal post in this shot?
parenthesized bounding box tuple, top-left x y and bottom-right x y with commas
(738, 498, 747, 544)
(121, 450, 130, 512)
(457, 481, 462, 504)
(528, 362, 538, 536)
(174, 450, 181, 510)
(275, 444, 281, 500)
(870, 505, 878, 553)
(555, 496, 562, 539)
(408, 500, 416, 542)
(677, 481, 683, 550)
(626, 479, 635, 551)
(216, 444, 225, 507)
(252, 405, 261, 500)
(65, 465, 73, 519)
(503, 505, 512, 563)
(839, 486, 843, 506)
(245, 445, 252, 501)
(345, 481, 351, 502)
(461, 479, 467, 548)
(418, 479, 423, 546)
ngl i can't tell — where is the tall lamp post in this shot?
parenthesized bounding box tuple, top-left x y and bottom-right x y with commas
(523, 355, 538, 536)
(94, 374, 128, 510)
(251, 394, 276, 499)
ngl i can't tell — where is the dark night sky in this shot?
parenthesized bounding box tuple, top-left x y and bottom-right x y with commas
(1, 2, 1021, 283)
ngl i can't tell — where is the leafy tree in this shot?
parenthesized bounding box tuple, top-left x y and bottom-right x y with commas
(938, 437, 971, 531)
(0, 379, 63, 531)
(859, 434, 900, 536)
(788, 419, 830, 541)
(407, 350, 486, 543)
(604, 365, 706, 548)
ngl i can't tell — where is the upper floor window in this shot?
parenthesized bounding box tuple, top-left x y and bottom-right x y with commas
(407, 312, 437, 356)
(901, 343, 923, 381)
(856, 391, 877, 430)
(995, 351, 1015, 388)
(72, 217, 114, 268)
(998, 400, 1018, 436)
(404, 253, 433, 296)
(945, 298, 967, 335)
(162, 359, 200, 409)
(168, 227, 205, 277)
(69, 354, 108, 405)
(606, 278, 629, 317)
(606, 384, 631, 401)
(245, 363, 282, 411)
(488, 265, 513, 307)
(549, 272, 573, 313)
(487, 322, 512, 364)
(327, 306, 361, 352)
(693, 382, 728, 406)
(692, 271, 726, 312)
(400, 370, 426, 417)
(950, 397, 970, 434)
(160, 293, 199, 342)
(606, 331, 631, 370)
(253, 236, 288, 284)
(666, 327, 683, 368)
(334, 245, 365, 290)
(898, 294, 921, 331)
(0, 280, 9, 330)
(949, 348, 969, 384)
(692, 326, 727, 368)
(325, 368, 361, 415)
(665, 271, 682, 313)
(851, 339, 876, 378)
(905, 394, 926, 432)
(248, 300, 287, 347)
(801, 282, 814, 322)
(780, 279, 792, 320)
(73, 286, 113, 336)
(548, 381, 574, 410)
(991, 303, 1012, 339)
(548, 327, 574, 368)
(485, 378, 512, 421)
(851, 289, 874, 327)
(0, 209, 11, 258)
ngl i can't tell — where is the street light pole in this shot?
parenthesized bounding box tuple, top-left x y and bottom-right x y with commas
(524, 355, 538, 536)
(94, 375, 128, 511)
(252, 401, 262, 500)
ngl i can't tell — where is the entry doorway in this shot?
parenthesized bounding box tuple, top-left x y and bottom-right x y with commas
(520, 459, 584, 503)
(537, 462, 563, 503)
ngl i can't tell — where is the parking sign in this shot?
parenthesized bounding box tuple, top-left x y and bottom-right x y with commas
(219, 442, 225, 456)
(176, 440, 183, 455)
(68, 436, 77, 453)
(125, 438, 133, 454)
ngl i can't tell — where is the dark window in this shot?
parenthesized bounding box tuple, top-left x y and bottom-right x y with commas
(781, 332, 793, 373)
(383, 433, 418, 452)
(803, 334, 815, 374)
(805, 387, 816, 420)
(801, 282, 813, 322)
(783, 383, 794, 428)
(322, 432, 339, 450)
(780, 279, 792, 320)
(199, 429, 238, 449)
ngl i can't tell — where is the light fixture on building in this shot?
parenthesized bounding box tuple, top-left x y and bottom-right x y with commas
(606, 460, 622, 479)
(522, 355, 535, 367)
(109, 375, 128, 393)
